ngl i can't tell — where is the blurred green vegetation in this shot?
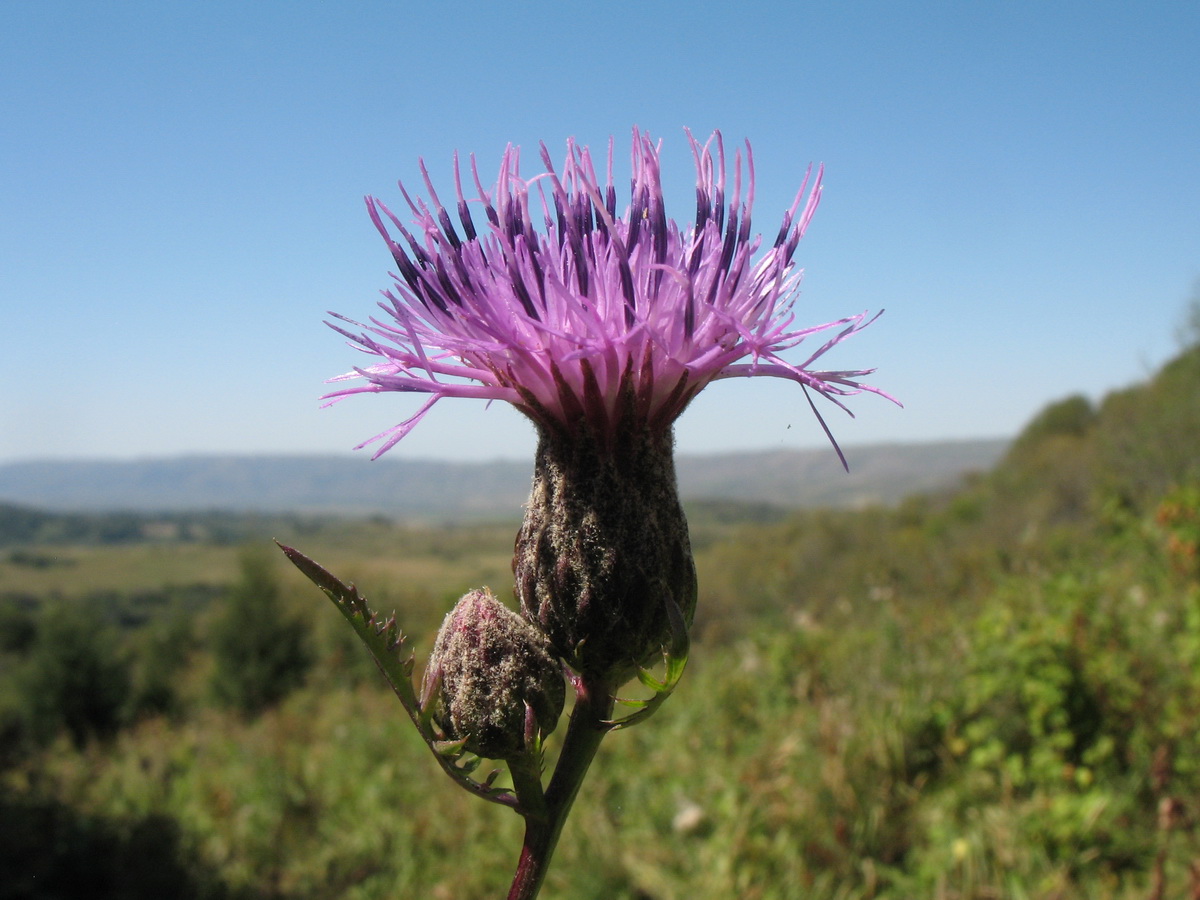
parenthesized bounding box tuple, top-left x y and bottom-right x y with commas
(208, 548, 312, 717)
(2, 334, 1200, 898)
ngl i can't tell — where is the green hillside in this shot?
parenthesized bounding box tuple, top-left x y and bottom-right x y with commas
(1, 340, 1198, 899)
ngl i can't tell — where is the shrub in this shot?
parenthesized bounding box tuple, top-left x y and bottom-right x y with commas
(18, 598, 132, 748)
(209, 547, 311, 716)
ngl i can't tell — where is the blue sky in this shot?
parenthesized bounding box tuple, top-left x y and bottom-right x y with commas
(2, 1, 1198, 465)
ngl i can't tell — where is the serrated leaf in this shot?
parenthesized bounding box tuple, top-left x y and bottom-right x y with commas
(278, 543, 522, 810)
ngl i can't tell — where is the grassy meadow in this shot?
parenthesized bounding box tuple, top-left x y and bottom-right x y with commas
(3, 340, 1200, 899)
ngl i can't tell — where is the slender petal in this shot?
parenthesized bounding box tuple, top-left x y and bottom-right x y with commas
(328, 128, 892, 457)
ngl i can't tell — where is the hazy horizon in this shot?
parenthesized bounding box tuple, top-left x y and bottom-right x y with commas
(0, 433, 1012, 467)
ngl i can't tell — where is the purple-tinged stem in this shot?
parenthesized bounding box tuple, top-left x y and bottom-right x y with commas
(507, 674, 614, 900)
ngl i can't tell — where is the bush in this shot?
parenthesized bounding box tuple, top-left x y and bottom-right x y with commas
(129, 610, 196, 720)
(209, 547, 311, 716)
(18, 598, 132, 749)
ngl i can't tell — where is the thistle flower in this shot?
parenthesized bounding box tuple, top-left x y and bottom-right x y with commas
(324, 128, 888, 463)
(329, 129, 892, 682)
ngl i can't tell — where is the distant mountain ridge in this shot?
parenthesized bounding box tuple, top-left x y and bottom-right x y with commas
(0, 440, 1007, 519)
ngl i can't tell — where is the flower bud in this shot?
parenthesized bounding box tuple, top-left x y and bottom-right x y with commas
(421, 588, 565, 760)
(514, 423, 697, 684)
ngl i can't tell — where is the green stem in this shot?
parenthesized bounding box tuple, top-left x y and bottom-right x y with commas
(506, 752, 548, 823)
(506, 675, 614, 900)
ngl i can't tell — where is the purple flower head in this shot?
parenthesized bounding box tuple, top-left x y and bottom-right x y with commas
(326, 129, 892, 463)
